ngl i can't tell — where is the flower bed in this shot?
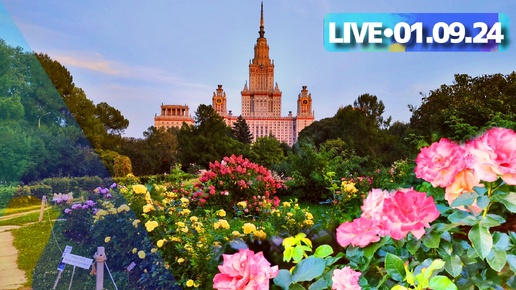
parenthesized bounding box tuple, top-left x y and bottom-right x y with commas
(34, 128, 516, 289)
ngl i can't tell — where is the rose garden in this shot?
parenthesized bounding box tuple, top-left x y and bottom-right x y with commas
(2, 126, 515, 289)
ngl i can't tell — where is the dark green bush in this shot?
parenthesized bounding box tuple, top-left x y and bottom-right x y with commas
(29, 184, 53, 199)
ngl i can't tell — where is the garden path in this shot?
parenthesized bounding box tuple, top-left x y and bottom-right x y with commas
(0, 225, 28, 290)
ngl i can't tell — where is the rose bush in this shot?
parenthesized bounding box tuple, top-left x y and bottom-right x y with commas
(190, 154, 282, 216)
(221, 127, 516, 290)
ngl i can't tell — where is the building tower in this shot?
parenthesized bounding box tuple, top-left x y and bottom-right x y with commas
(212, 84, 228, 116)
(241, 2, 282, 118)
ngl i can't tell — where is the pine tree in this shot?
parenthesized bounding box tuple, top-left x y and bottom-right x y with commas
(232, 115, 253, 144)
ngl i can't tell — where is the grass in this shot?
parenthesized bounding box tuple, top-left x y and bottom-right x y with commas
(0, 208, 61, 226)
(0, 204, 44, 217)
(11, 215, 57, 287)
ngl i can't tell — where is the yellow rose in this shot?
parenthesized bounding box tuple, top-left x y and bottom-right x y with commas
(186, 279, 194, 287)
(181, 227, 189, 233)
(104, 236, 111, 243)
(96, 209, 107, 217)
(145, 220, 159, 232)
(253, 229, 267, 240)
(143, 204, 155, 213)
(117, 204, 130, 213)
(231, 231, 241, 238)
(282, 201, 291, 207)
(180, 197, 189, 206)
(305, 212, 313, 220)
(180, 209, 191, 216)
(157, 239, 166, 248)
(242, 223, 256, 234)
(304, 219, 314, 226)
(176, 222, 185, 228)
(190, 216, 198, 222)
(138, 250, 146, 259)
(177, 258, 185, 264)
(217, 209, 226, 217)
(213, 221, 220, 230)
(218, 219, 230, 229)
(237, 201, 247, 208)
(132, 184, 147, 194)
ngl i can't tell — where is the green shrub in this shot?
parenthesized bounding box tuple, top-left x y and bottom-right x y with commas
(41, 177, 72, 193)
(29, 184, 53, 199)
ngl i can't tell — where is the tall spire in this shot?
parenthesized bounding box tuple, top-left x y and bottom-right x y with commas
(259, 2, 265, 38)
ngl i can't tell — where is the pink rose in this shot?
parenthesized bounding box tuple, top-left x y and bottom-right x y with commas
(332, 266, 362, 290)
(445, 169, 483, 215)
(383, 189, 440, 240)
(360, 189, 389, 222)
(415, 138, 467, 187)
(467, 127, 516, 185)
(336, 217, 382, 248)
(213, 249, 278, 290)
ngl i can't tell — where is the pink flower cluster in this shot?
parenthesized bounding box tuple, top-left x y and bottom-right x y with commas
(415, 127, 516, 213)
(213, 249, 279, 290)
(332, 266, 362, 290)
(192, 155, 283, 213)
(337, 188, 439, 247)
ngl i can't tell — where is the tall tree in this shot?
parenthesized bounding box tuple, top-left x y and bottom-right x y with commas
(232, 115, 253, 144)
(177, 104, 244, 168)
(409, 72, 516, 142)
(250, 135, 285, 168)
(353, 93, 391, 129)
(95, 102, 129, 135)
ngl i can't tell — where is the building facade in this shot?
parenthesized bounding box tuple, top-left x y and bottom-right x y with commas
(154, 104, 194, 129)
(155, 3, 314, 146)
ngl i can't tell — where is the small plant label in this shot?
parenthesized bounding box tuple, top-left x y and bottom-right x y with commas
(126, 262, 136, 272)
(62, 253, 93, 270)
(57, 245, 73, 271)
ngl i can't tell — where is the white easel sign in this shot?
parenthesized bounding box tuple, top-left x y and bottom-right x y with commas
(62, 253, 93, 270)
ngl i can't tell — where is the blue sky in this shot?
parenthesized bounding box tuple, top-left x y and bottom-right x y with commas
(1, 1, 515, 138)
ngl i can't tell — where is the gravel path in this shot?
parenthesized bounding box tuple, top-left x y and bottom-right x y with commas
(0, 225, 27, 290)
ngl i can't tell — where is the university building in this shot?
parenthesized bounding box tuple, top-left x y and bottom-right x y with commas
(154, 3, 314, 146)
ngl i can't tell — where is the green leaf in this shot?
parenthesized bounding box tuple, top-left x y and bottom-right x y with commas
(273, 270, 292, 290)
(479, 215, 504, 228)
(307, 277, 329, 290)
(291, 257, 326, 283)
(284, 247, 293, 262)
(313, 245, 333, 258)
(493, 231, 510, 251)
(496, 192, 516, 212)
(473, 186, 487, 196)
(423, 231, 441, 249)
(324, 252, 344, 266)
(444, 255, 462, 278)
(476, 195, 490, 209)
(429, 275, 458, 290)
(486, 247, 507, 272)
(468, 224, 493, 259)
(364, 236, 388, 259)
(292, 245, 305, 263)
(423, 259, 446, 280)
(507, 254, 516, 274)
(451, 192, 479, 207)
(289, 283, 306, 290)
(447, 210, 472, 224)
(407, 237, 421, 255)
(385, 253, 406, 282)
